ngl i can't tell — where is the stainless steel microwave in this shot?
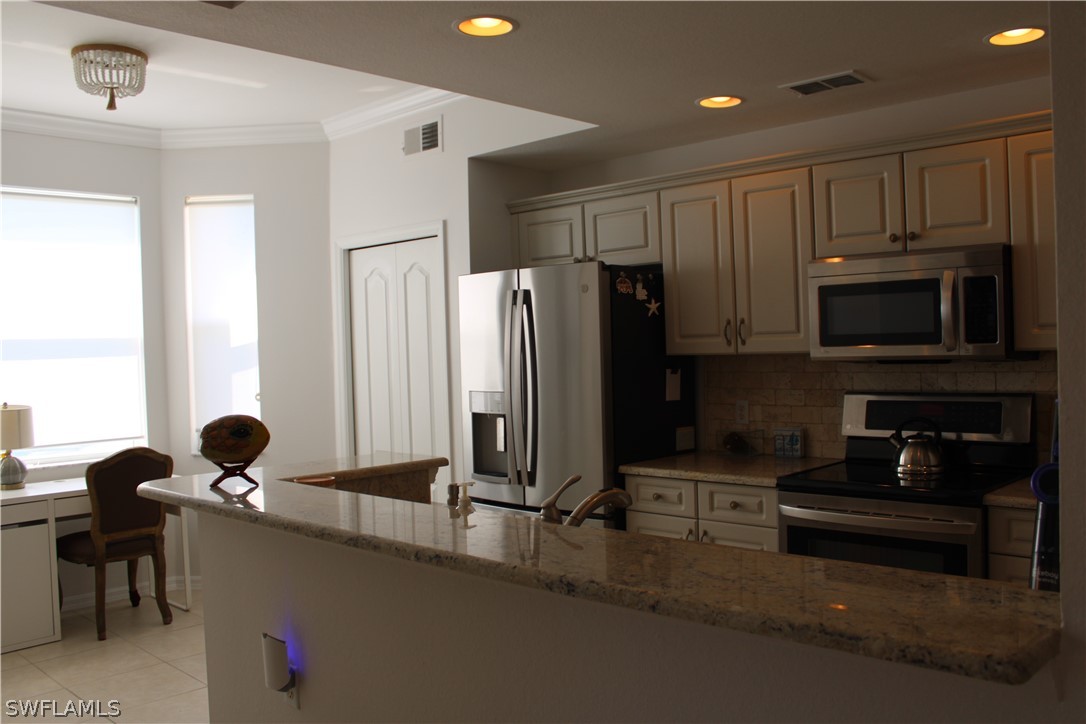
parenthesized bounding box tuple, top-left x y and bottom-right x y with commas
(808, 244, 1012, 360)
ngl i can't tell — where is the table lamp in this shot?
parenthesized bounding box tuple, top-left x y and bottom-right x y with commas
(1, 403, 34, 490)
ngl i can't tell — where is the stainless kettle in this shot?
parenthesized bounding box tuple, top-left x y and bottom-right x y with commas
(889, 417, 944, 480)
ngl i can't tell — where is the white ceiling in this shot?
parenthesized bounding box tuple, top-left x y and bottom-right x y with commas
(3, 1, 1052, 170)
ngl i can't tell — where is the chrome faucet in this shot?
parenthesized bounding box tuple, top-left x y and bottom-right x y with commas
(539, 474, 633, 527)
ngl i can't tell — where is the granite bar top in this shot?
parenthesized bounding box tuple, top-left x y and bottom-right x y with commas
(268, 452, 448, 484)
(139, 459, 1061, 686)
(984, 479, 1038, 509)
(619, 451, 837, 487)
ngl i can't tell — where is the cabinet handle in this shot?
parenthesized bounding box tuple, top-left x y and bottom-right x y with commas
(573, 256, 583, 263)
(700, 529, 709, 542)
(906, 231, 919, 242)
(652, 493, 663, 502)
(738, 318, 747, 346)
(685, 529, 694, 541)
(729, 500, 740, 510)
(724, 319, 733, 346)
(888, 233, 899, 244)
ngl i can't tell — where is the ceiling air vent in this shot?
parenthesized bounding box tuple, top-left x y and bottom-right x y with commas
(781, 71, 868, 97)
(403, 119, 442, 156)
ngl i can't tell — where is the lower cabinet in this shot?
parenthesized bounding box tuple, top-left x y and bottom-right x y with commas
(987, 505, 1036, 587)
(625, 475, 778, 552)
(1, 500, 60, 652)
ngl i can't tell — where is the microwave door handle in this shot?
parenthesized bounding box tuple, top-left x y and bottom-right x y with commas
(942, 270, 957, 352)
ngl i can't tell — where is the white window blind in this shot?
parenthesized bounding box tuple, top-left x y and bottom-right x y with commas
(0, 187, 147, 464)
(184, 195, 260, 453)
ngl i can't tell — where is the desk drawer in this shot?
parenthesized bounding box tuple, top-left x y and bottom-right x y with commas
(55, 495, 91, 518)
(1, 500, 49, 525)
(625, 475, 696, 517)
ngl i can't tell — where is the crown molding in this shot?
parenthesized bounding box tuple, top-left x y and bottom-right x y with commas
(159, 123, 327, 149)
(322, 88, 463, 140)
(1, 108, 163, 148)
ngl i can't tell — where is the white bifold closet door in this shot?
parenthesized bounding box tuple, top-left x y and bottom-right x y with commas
(348, 236, 450, 486)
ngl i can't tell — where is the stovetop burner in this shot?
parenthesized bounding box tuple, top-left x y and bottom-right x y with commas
(776, 460, 1028, 506)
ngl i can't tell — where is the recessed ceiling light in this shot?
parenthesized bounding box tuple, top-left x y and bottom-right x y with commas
(456, 16, 517, 37)
(697, 96, 743, 109)
(985, 27, 1046, 46)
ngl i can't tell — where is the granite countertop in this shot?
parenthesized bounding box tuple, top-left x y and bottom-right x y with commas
(266, 452, 448, 483)
(139, 458, 1061, 686)
(619, 451, 836, 487)
(984, 478, 1038, 509)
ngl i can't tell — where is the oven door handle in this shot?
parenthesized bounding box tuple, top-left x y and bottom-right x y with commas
(778, 504, 977, 535)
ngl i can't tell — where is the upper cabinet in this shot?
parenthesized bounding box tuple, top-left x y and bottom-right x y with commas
(813, 138, 1009, 257)
(1008, 131, 1057, 351)
(516, 192, 661, 267)
(661, 169, 813, 356)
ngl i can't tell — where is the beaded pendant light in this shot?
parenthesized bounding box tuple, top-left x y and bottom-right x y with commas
(71, 44, 148, 110)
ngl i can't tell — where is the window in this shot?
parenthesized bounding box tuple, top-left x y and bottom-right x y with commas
(184, 195, 260, 452)
(0, 187, 146, 465)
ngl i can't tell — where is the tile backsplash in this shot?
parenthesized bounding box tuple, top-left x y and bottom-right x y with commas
(701, 352, 1058, 462)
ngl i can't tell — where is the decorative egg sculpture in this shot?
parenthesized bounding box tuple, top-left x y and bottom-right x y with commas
(199, 415, 270, 487)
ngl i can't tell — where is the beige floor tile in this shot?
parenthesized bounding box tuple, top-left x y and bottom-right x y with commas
(19, 615, 104, 664)
(67, 662, 204, 711)
(0, 665, 64, 700)
(71, 599, 202, 639)
(32, 640, 159, 689)
(168, 653, 207, 684)
(0, 651, 31, 670)
(109, 687, 209, 724)
(0, 687, 106, 723)
(127, 624, 205, 662)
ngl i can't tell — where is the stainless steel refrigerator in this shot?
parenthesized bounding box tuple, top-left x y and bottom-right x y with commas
(459, 261, 694, 515)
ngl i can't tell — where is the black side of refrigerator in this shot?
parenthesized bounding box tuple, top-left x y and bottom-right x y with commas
(608, 264, 696, 468)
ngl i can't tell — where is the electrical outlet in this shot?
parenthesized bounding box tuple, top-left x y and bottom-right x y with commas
(735, 400, 749, 425)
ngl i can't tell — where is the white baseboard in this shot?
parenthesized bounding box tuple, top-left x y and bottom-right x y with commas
(60, 575, 202, 613)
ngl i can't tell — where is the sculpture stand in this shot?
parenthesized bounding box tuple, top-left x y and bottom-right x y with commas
(209, 459, 260, 489)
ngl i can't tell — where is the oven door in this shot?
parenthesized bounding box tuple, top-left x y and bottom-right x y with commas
(778, 492, 984, 577)
(809, 268, 957, 359)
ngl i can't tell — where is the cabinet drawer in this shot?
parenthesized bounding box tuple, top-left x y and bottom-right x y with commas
(988, 553, 1031, 587)
(988, 506, 1036, 557)
(699, 520, 779, 552)
(626, 475, 697, 517)
(1, 500, 49, 525)
(626, 511, 696, 541)
(698, 482, 777, 528)
(54, 494, 91, 518)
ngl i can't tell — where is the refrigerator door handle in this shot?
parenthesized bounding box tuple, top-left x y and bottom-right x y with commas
(509, 290, 530, 487)
(521, 290, 538, 481)
(503, 289, 521, 484)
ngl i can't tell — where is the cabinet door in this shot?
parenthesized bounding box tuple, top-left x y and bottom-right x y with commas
(1008, 131, 1057, 351)
(2, 520, 59, 651)
(731, 168, 813, 354)
(903, 138, 1009, 250)
(517, 205, 585, 267)
(660, 180, 735, 355)
(626, 510, 696, 541)
(812, 154, 905, 257)
(699, 520, 779, 551)
(584, 192, 661, 264)
(988, 506, 1036, 557)
(988, 553, 1031, 587)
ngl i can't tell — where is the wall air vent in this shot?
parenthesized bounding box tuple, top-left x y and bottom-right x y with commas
(781, 71, 868, 97)
(403, 119, 442, 155)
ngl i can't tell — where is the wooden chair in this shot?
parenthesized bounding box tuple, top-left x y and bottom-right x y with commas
(57, 447, 174, 640)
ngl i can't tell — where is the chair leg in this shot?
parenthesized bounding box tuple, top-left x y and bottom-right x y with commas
(127, 558, 141, 607)
(152, 541, 172, 627)
(94, 561, 107, 641)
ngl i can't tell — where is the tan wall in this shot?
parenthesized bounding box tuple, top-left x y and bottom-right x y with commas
(701, 352, 1058, 460)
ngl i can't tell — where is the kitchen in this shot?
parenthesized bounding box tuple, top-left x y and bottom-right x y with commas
(1, 1, 1083, 722)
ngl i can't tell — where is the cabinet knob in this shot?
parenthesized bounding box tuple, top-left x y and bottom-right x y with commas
(651, 493, 663, 502)
(738, 319, 747, 346)
(888, 233, 899, 243)
(906, 231, 919, 242)
(724, 319, 733, 346)
(729, 500, 740, 510)
(685, 529, 694, 541)
(700, 530, 709, 542)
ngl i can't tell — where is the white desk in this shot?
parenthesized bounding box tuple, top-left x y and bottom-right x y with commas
(1, 479, 192, 653)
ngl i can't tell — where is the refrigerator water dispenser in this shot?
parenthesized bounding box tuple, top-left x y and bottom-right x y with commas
(469, 391, 508, 483)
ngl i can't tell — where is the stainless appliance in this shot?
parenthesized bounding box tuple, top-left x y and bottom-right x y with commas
(808, 244, 1012, 360)
(459, 262, 694, 514)
(778, 392, 1035, 578)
